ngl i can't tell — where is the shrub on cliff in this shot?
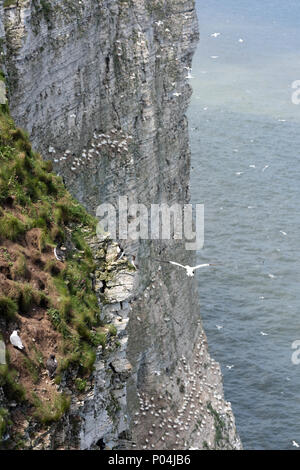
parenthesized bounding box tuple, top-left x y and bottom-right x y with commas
(0, 100, 113, 444)
(0, 296, 18, 320)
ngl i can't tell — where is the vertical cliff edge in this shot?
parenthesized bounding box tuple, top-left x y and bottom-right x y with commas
(0, 0, 242, 449)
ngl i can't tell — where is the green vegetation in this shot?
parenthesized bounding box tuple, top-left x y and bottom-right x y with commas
(11, 253, 28, 280)
(22, 355, 43, 384)
(47, 308, 70, 338)
(32, 393, 71, 425)
(32, 345, 44, 368)
(106, 392, 121, 418)
(75, 378, 87, 393)
(0, 296, 18, 320)
(0, 213, 26, 241)
(3, 1, 18, 8)
(18, 283, 44, 314)
(108, 324, 117, 337)
(0, 363, 26, 402)
(207, 402, 226, 447)
(0, 87, 118, 437)
(40, 0, 52, 20)
(31, 0, 53, 24)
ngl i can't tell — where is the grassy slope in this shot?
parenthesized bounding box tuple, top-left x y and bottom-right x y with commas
(0, 101, 110, 446)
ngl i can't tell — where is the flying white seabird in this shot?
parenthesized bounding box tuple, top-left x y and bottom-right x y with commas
(168, 261, 216, 277)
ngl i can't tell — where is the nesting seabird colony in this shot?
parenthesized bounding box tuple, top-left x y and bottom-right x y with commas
(129, 332, 241, 450)
(48, 128, 133, 175)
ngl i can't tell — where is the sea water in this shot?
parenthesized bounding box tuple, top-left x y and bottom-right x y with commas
(189, 0, 300, 449)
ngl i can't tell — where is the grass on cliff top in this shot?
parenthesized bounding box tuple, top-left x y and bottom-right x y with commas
(0, 102, 112, 442)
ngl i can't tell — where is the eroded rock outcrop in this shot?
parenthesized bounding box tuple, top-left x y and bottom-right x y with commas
(1, 0, 242, 449)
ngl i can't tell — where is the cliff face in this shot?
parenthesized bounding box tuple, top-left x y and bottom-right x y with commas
(1, 0, 242, 449)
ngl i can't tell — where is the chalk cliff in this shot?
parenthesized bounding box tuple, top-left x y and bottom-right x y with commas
(0, 0, 241, 449)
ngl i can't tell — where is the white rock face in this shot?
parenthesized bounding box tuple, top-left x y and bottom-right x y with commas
(2, 0, 242, 449)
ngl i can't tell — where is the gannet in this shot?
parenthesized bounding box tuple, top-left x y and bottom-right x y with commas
(211, 33, 221, 38)
(186, 70, 194, 79)
(10, 330, 24, 350)
(161, 261, 216, 277)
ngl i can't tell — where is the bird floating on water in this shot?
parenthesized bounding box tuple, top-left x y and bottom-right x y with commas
(10, 330, 24, 350)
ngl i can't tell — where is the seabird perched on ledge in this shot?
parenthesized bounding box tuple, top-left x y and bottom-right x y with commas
(155, 259, 217, 277)
(54, 246, 66, 262)
(127, 254, 138, 270)
(46, 354, 58, 379)
(10, 330, 24, 350)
